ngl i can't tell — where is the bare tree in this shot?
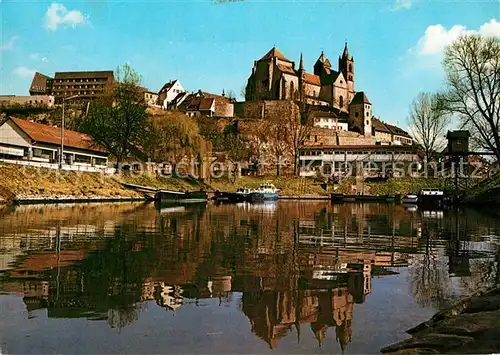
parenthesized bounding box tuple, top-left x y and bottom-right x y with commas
(441, 34, 500, 161)
(408, 92, 449, 161)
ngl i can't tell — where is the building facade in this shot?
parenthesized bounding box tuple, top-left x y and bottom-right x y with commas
(0, 117, 109, 168)
(298, 144, 419, 178)
(29, 71, 115, 103)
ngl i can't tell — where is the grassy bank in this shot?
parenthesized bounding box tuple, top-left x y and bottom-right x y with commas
(0, 164, 328, 203)
(5, 162, 491, 204)
(333, 176, 451, 196)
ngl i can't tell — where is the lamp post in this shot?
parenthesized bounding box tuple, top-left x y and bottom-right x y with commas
(59, 95, 79, 169)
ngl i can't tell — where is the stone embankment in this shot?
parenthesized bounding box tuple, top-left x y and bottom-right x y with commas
(381, 287, 500, 354)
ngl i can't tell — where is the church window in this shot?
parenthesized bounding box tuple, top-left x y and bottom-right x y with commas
(290, 81, 295, 100)
(349, 64, 352, 72)
(339, 96, 344, 108)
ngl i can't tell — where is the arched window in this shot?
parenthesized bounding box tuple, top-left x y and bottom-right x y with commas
(349, 64, 352, 72)
(339, 96, 344, 108)
(281, 80, 286, 99)
(290, 81, 295, 100)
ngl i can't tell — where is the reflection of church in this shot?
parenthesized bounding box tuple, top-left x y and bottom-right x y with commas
(242, 286, 358, 350)
(241, 264, 371, 350)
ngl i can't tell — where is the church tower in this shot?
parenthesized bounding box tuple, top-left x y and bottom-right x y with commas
(298, 53, 305, 102)
(338, 42, 354, 94)
(314, 51, 332, 79)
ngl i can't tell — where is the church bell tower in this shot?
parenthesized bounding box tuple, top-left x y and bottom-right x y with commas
(338, 42, 354, 94)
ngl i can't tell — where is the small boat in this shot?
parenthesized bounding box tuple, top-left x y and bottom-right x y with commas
(402, 194, 418, 204)
(155, 190, 207, 204)
(249, 183, 279, 201)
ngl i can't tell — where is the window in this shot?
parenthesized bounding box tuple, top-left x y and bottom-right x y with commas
(366, 120, 369, 125)
(366, 111, 369, 117)
(314, 135, 318, 143)
(349, 64, 352, 72)
(355, 112, 359, 117)
(339, 95, 344, 108)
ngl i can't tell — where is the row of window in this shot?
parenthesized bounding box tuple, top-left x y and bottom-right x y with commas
(54, 84, 105, 89)
(303, 150, 415, 156)
(60, 91, 98, 96)
(27, 99, 52, 104)
(53, 78, 108, 83)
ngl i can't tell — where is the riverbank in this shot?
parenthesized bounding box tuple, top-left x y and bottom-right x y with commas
(0, 164, 329, 205)
(381, 286, 500, 354)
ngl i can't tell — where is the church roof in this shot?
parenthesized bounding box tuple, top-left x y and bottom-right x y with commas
(277, 64, 297, 75)
(350, 91, 371, 105)
(315, 51, 332, 68)
(303, 73, 321, 86)
(259, 47, 293, 63)
(342, 43, 350, 59)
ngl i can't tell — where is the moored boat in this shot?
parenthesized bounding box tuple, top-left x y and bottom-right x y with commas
(249, 183, 279, 201)
(402, 194, 418, 204)
(213, 188, 252, 203)
(155, 190, 208, 204)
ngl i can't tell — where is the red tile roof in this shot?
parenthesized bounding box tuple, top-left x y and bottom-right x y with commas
(372, 117, 391, 133)
(199, 98, 215, 111)
(277, 64, 296, 75)
(303, 73, 321, 86)
(385, 123, 411, 137)
(10, 117, 108, 154)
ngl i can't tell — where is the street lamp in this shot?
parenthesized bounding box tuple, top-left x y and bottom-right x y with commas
(59, 94, 80, 169)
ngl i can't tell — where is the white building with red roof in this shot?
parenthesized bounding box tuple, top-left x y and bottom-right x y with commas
(0, 117, 109, 170)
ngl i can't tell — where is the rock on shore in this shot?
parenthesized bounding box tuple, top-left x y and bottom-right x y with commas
(381, 287, 500, 354)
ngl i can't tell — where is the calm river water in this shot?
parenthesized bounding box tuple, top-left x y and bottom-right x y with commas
(1, 201, 500, 354)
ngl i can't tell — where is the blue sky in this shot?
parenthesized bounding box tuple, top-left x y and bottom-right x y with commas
(1, 0, 499, 128)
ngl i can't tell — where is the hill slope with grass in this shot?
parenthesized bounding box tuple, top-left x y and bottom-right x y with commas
(0, 164, 329, 204)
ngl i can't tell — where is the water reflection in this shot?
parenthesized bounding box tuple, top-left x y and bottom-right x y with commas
(1, 202, 499, 353)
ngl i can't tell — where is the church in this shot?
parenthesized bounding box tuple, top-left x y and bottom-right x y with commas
(245, 43, 374, 138)
(245, 43, 356, 111)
